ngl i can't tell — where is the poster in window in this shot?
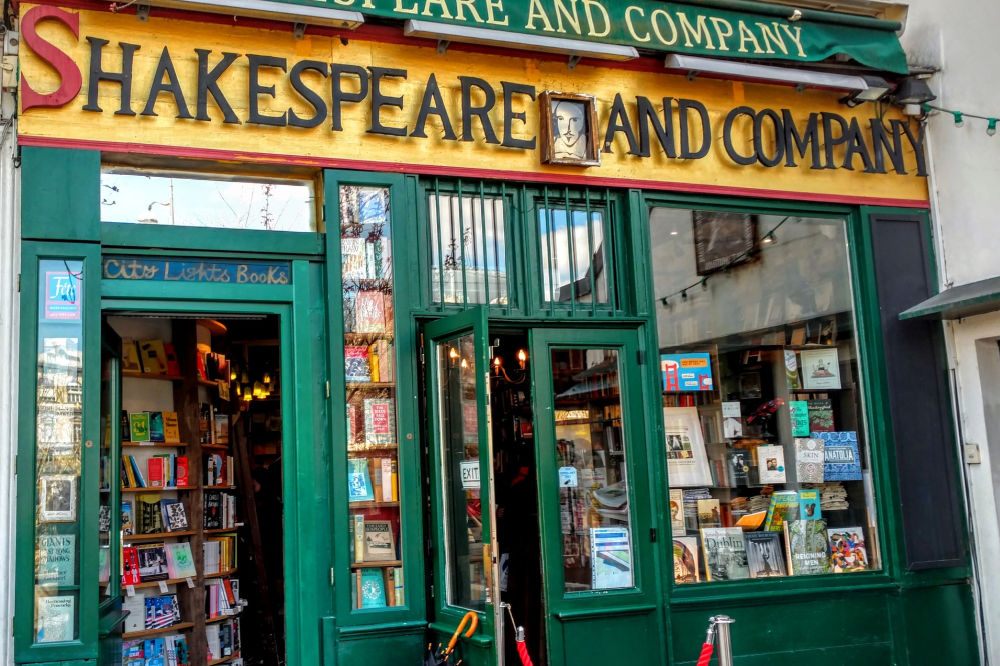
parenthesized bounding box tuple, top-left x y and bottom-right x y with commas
(589, 527, 633, 590)
(35, 595, 75, 643)
(44, 272, 81, 320)
(663, 407, 713, 487)
(692, 211, 756, 276)
(39, 475, 77, 523)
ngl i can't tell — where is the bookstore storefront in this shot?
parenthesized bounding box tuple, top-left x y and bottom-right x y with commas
(12, 2, 980, 666)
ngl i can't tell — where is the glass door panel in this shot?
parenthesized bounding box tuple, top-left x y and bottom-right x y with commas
(549, 347, 633, 592)
(425, 308, 501, 666)
(531, 328, 659, 662)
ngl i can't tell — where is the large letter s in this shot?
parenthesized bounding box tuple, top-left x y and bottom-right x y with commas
(21, 6, 82, 111)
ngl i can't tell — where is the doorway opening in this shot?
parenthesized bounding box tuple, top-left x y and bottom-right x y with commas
(490, 331, 546, 666)
(106, 312, 286, 665)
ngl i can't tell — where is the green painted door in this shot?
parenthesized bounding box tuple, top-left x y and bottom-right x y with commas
(530, 328, 664, 666)
(98, 323, 127, 665)
(424, 307, 502, 666)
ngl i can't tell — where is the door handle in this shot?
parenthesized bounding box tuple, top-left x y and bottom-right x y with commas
(483, 543, 493, 604)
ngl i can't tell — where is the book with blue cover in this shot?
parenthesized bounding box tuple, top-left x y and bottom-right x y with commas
(359, 567, 387, 609)
(813, 431, 862, 481)
(348, 458, 374, 502)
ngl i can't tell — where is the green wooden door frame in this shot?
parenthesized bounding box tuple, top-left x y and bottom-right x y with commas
(15, 241, 103, 664)
(423, 307, 501, 666)
(96, 258, 332, 666)
(529, 326, 665, 666)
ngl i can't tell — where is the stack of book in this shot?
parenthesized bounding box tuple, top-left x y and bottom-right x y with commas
(122, 634, 189, 666)
(206, 577, 240, 619)
(121, 454, 189, 489)
(122, 410, 182, 444)
(802, 482, 850, 511)
(206, 617, 241, 661)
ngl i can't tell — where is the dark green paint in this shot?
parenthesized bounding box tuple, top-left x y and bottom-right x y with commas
(21, 148, 100, 242)
(12, 149, 981, 666)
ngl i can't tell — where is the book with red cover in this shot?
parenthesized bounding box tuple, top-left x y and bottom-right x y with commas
(162, 343, 181, 376)
(176, 457, 189, 487)
(148, 457, 164, 488)
(122, 546, 141, 586)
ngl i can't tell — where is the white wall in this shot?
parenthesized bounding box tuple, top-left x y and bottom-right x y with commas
(900, 3, 1000, 663)
(0, 85, 20, 665)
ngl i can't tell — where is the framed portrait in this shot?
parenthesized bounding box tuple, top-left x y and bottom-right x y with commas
(539, 91, 600, 167)
(692, 211, 757, 276)
(39, 475, 77, 523)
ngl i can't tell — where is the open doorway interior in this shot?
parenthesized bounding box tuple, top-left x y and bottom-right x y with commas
(107, 313, 286, 666)
(490, 331, 546, 666)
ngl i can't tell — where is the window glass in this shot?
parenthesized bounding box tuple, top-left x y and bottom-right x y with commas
(550, 348, 633, 592)
(538, 207, 607, 305)
(34, 259, 85, 643)
(428, 191, 508, 306)
(340, 185, 406, 610)
(100, 168, 316, 232)
(650, 208, 879, 583)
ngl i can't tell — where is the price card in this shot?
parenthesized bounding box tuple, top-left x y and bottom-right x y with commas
(186, 577, 195, 588)
(125, 584, 135, 597)
(158, 580, 168, 593)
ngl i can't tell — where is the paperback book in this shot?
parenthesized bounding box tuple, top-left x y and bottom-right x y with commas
(363, 520, 397, 561)
(348, 458, 374, 502)
(764, 491, 799, 532)
(756, 444, 786, 484)
(794, 437, 826, 483)
(784, 519, 830, 575)
(672, 536, 700, 583)
(798, 489, 822, 520)
(744, 532, 786, 578)
(828, 526, 869, 572)
(165, 542, 197, 579)
(700, 527, 750, 582)
(815, 431, 862, 481)
(136, 544, 169, 581)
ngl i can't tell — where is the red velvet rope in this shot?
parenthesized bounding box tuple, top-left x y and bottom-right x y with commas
(696, 642, 714, 666)
(516, 640, 535, 666)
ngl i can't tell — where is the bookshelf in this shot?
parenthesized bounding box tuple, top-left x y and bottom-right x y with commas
(113, 317, 244, 664)
(340, 183, 406, 611)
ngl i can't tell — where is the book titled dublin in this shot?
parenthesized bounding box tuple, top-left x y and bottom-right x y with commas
(699, 527, 749, 582)
(813, 431, 862, 481)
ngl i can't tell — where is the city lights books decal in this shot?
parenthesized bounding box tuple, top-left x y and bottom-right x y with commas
(660, 353, 713, 391)
(663, 406, 712, 487)
(700, 527, 749, 581)
(828, 527, 869, 572)
(589, 527, 633, 590)
(673, 536, 700, 583)
(800, 348, 841, 390)
(744, 532, 786, 578)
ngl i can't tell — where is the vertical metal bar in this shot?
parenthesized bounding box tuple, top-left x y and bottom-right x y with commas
(433, 178, 445, 310)
(564, 186, 577, 317)
(479, 181, 490, 308)
(542, 186, 555, 316)
(500, 182, 509, 316)
(584, 189, 597, 317)
(604, 188, 617, 312)
(714, 616, 735, 666)
(457, 180, 469, 308)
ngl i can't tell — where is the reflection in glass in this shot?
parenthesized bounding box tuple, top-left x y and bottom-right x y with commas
(437, 333, 486, 609)
(100, 169, 315, 232)
(551, 348, 633, 592)
(34, 259, 84, 643)
(429, 193, 508, 305)
(650, 209, 880, 583)
(538, 207, 606, 304)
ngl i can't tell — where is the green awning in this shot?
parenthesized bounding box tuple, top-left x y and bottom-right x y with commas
(266, 0, 910, 74)
(899, 276, 1000, 321)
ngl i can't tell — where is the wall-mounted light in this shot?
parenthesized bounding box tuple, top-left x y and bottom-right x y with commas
(665, 54, 880, 96)
(145, 0, 363, 31)
(517, 349, 528, 370)
(405, 19, 638, 67)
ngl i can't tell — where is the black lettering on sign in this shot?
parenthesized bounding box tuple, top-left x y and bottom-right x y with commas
(635, 96, 676, 159)
(141, 46, 193, 119)
(288, 60, 329, 129)
(195, 50, 240, 124)
(459, 76, 500, 144)
(247, 54, 288, 127)
(368, 66, 408, 136)
(83, 37, 140, 116)
(677, 99, 710, 159)
(411, 73, 457, 140)
(501, 81, 536, 149)
(330, 64, 369, 132)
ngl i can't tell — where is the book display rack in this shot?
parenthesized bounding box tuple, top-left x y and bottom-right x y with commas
(656, 212, 879, 585)
(340, 184, 405, 610)
(112, 317, 245, 665)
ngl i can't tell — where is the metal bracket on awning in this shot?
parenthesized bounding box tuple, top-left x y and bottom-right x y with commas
(136, 0, 150, 21)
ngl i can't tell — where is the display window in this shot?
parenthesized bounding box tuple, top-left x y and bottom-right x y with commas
(649, 208, 880, 583)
